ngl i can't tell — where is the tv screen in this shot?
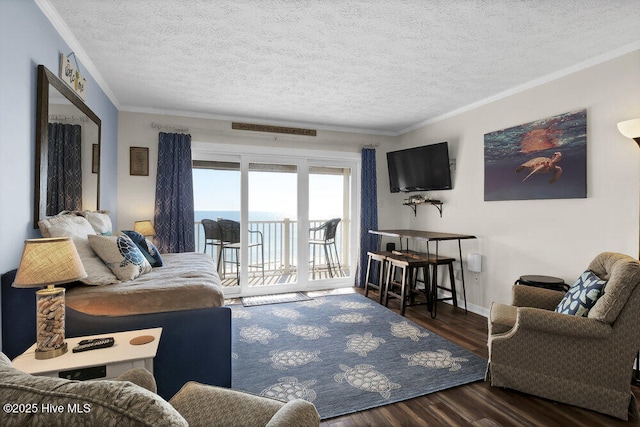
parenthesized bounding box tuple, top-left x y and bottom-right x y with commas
(387, 142, 452, 193)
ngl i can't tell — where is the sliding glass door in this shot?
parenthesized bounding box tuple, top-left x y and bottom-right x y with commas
(192, 142, 359, 297)
(248, 162, 298, 288)
(308, 165, 352, 281)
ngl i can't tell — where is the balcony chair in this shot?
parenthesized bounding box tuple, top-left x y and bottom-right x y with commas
(201, 219, 224, 265)
(217, 219, 265, 284)
(309, 218, 342, 279)
(486, 252, 640, 420)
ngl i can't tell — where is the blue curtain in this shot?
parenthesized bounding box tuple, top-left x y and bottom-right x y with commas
(357, 147, 379, 287)
(154, 132, 195, 253)
(47, 123, 82, 215)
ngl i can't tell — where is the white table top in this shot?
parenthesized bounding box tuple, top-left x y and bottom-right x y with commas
(12, 328, 162, 375)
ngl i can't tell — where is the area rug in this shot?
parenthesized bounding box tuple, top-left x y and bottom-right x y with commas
(231, 292, 487, 420)
(242, 292, 312, 307)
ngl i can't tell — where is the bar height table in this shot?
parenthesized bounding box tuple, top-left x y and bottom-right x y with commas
(368, 229, 476, 318)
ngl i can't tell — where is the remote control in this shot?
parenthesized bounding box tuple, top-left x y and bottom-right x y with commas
(72, 337, 115, 353)
(78, 338, 104, 345)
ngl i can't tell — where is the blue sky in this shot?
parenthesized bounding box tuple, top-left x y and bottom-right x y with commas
(193, 169, 348, 220)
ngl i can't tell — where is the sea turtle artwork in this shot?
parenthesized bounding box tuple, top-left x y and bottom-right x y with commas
(345, 333, 386, 357)
(271, 308, 302, 320)
(239, 325, 279, 344)
(515, 151, 563, 183)
(389, 321, 430, 341)
(336, 301, 374, 310)
(334, 364, 401, 399)
(261, 349, 322, 370)
(285, 324, 331, 340)
(401, 349, 468, 372)
(330, 313, 372, 324)
(519, 125, 562, 154)
(260, 377, 317, 402)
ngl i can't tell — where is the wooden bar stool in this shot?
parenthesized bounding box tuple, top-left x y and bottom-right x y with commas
(363, 251, 390, 304)
(424, 254, 460, 310)
(383, 252, 430, 316)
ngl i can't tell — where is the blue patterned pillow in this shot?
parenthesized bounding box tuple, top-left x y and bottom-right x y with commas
(555, 270, 607, 317)
(88, 234, 152, 281)
(122, 230, 164, 267)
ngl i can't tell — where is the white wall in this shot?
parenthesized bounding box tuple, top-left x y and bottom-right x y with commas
(377, 50, 640, 316)
(116, 111, 395, 231)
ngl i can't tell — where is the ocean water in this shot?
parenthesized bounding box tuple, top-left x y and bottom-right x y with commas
(194, 211, 340, 269)
(195, 211, 298, 267)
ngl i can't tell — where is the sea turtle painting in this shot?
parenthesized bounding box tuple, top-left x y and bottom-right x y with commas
(401, 349, 468, 371)
(345, 333, 386, 357)
(260, 377, 317, 402)
(285, 324, 331, 340)
(334, 364, 401, 399)
(389, 321, 430, 341)
(515, 151, 563, 183)
(261, 349, 322, 370)
(240, 325, 279, 344)
(330, 313, 372, 324)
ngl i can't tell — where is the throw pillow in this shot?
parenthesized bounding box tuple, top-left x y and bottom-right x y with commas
(122, 230, 164, 267)
(555, 270, 607, 317)
(38, 214, 118, 285)
(88, 234, 152, 281)
(81, 210, 113, 235)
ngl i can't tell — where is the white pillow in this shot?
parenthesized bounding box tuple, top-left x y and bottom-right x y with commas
(38, 214, 118, 285)
(88, 234, 152, 281)
(81, 210, 113, 235)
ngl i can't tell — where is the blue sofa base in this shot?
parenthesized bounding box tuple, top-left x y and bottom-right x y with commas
(1, 269, 231, 400)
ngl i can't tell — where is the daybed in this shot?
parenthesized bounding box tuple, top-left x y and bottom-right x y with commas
(1, 212, 231, 400)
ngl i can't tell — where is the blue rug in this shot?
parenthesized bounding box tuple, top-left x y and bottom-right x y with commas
(231, 292, 486, 420)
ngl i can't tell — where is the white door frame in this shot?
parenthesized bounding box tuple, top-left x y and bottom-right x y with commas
(192, 141, 361, 297)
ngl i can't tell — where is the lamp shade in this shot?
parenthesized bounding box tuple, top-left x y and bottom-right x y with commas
(134, 220, 156, 236)
(13, 237, 87, 288)
(617, 118, 640, 143)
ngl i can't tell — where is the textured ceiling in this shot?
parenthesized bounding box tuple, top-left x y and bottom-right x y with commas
(44, 0, 640, 135)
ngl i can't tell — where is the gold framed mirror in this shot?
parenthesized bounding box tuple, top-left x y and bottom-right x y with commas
(34, 65, 101, 228)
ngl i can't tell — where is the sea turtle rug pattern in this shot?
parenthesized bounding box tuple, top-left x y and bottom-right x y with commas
(231, 293, 487, 420)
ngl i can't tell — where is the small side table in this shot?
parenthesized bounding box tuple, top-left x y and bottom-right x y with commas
(12, 328, 162, 381)
(515, 275, 568, 292)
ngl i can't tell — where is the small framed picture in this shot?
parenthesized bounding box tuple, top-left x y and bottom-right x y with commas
(92, 144, 100, 174)
(130, 147, 149, 176)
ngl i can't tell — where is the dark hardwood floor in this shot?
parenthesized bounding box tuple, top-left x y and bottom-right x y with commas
(318, 287, 640, 427)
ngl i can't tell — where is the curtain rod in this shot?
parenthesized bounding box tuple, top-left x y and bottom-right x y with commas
(361, 143, 379, 149)
(151, 122, 190, 133)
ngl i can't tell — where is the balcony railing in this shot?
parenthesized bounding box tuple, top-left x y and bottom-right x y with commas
(194, 219, 349, 279)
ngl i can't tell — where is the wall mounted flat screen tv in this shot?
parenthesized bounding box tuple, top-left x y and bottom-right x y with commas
(387, 142, 452, 193)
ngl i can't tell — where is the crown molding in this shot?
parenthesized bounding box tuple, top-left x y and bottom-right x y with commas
(399, 40, 640, 135)
(36, 0, 120, 109)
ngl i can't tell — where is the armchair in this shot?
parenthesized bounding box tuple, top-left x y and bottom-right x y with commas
(0, 352, 320, 426)
(486, 252, 640, 420)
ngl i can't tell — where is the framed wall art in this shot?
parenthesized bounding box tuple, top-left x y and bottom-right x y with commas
(130, 146, 149, 176)
(484, 109, 587, 201)
(92, 144, 99, 174)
